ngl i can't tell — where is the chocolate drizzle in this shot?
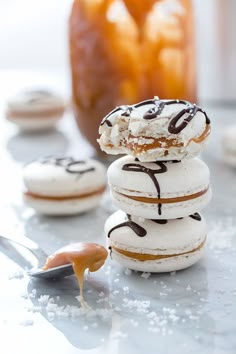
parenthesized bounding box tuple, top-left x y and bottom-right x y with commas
(40, 156, 95, 175)
(151, 219, 168, 224)
(108, 213, 202, 241)
(140, 99, 210, 134)
(189, 212, 202, 221)
(108, 214, 147, 238)
(66, 161, 95, 175)
(122, 161, 167, 215)
(100, 105, 133, 127)
(100, 98, 210, 133)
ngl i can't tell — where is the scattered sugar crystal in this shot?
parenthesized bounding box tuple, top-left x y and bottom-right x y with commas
(141, 272, 151, 279)
(186, 285, 191, 291)
(47, 312, 55, 321)
(159, 292, 167, 297)
(123, 286, 129, 294)
(83, 325, 88, 331)
(111, 331, 127, 339)
(26, 305, 42, 313)
(130, 319, 139, 327)
(114, 278, 119, 283)
(29, 289, 37, 298)
(185, 309, 192, 316)
(38, 295, 50, 305)
(112, 290, 120, 296)
(46, 302, 59, 312)
(8, 269, 25, 280)
(148, 327, 160, 333)
(124, 268, 132, 276)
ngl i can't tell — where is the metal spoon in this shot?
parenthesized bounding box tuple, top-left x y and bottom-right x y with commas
(0, 234, 74, 279)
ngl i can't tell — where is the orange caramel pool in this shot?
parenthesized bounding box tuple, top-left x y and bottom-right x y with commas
(43, 243, 108, 306)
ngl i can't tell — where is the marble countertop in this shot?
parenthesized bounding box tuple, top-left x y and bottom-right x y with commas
(0, 73, 236, 354)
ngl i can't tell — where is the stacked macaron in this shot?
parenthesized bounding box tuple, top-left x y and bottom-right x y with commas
(98, 97, 212, 272)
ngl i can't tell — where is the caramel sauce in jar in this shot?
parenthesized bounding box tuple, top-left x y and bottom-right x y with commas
(69, 0, 197, 149)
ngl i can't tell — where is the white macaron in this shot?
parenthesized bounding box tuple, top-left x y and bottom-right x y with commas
(98, 98, 211, 162)
(222, 124, 236, 167)
(6, 89, 66, 132)
(105, 210, 207, 272)
(23, 156, 107, 215)
(108, 156, 211, 219)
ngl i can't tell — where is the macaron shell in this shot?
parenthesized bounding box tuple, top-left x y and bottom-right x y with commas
(111, 187, 212, 219)
(108, 156, 210, 198)
(98, 99, 210, 161)
(24, 192, 103, 216)
(106, 211, 207, 254)
(106, 211, 207, 272)
(111, 245, 205, 273)
(7, 115, 62, 132)
(6, 90, 65, 113)
(23, 159, 107, 197)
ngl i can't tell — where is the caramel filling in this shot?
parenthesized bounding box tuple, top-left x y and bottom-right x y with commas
(105, 124, 210, 153)
(112, 239, 206, 261)
(7, 107, 65, 119)
(24, 185, 106, 201)
(117, 186, 209, 204)
(127, 135, 183, 154)
(43, 242, 108, 307)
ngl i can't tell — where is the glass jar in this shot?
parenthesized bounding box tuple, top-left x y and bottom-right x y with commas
(69, 0, 196, 149)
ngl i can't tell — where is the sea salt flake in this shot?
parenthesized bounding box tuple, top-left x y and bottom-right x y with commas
(124, 268, 132, 276)
(141, 272, 151, 279)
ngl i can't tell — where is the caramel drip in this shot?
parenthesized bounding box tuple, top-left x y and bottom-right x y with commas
(187, 124, 211, 145)
(112, 239, 206, 261)
(72, 261, 88, 307)
(7, 107, 65, 118)
(24, 185, 106, 201)
(117, 186, 209, 204)
(43, 242, 108, 307)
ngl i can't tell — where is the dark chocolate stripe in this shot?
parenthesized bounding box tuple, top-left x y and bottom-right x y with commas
(122, 161, 167, 215)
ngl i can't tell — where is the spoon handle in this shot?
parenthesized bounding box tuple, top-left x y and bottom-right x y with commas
(0, 234, 47, 267)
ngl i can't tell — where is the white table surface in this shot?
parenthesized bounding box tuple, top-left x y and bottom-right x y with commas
(0, 71, 236, 354)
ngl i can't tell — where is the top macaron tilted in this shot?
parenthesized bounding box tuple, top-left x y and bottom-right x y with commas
(98, 97, 211, 162)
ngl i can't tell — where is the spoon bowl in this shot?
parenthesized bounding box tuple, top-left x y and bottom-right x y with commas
(0, 234, 75, 279)
(28, 264, 74, 279)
